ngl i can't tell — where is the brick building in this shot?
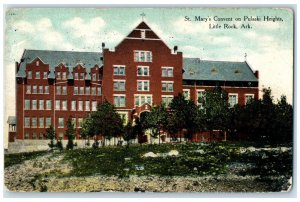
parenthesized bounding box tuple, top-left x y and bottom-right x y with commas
(10, 21, 259, 142)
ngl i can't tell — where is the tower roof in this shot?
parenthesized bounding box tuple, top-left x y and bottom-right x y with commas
(126, 21, 160, 40)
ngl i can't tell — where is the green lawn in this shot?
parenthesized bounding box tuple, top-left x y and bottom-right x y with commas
(4, 150, 49, 168)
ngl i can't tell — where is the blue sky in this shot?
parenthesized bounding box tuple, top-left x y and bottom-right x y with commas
(4, 8, 294, 118)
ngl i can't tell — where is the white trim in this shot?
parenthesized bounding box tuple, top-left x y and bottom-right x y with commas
(117, 111, 129, 125)
(134, 28, 152, 31)
(126, 37, 161, 41)
(137, 80, 150, 92)
(113, 94, 126, 97)
(137, 66, 150, 76)
(134, 94, 153, 107)
(162, 80, 174, 83)
(113, 79, 126, 82)
(196, 89, 205, 106)
(162, 95, 174, 98)
(244, 94, 255, 104)
(228, 93, 239, 107)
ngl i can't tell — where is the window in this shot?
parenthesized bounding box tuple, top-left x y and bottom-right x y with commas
(32, 100, 37, 110)
(46, 100, 51, 110)
(71, 101, 76, 111)
(62, 100, 67, 110)
(97, 87, 102, 95)
(85, 87, 90, 95)
(78, 101, 83, 111)
(114, 95, 126, 107)
(228, 94, 238, 107)
(39, 100, 44, 110)
(39, 86, 43, 94)
(26, 85, 31, 94)
(80, 73, 84, 80)
(32, 117, 37, 128)
(36, 61, 39, 66)
(183, 89, 190, 100)
(43, 72, 48, 79)
(114, 80, 126, 91)
(92, 87, 96, 95)
(78, 118, 83, 128)
(55, 100, 60, 110)
(134, 95, 152, 106)
(137, 66, 149, 76)
(24, 133, 29, 139)
(92, 73, 97, 81)
(56, 86, 61, 95)
(25, 100, 30, 110)
(162, 81, 173, 92)
(44, 86, 49, 94)
(72, 118, 76, 128)
(46, 117, 51, 127)
(137, 80, 149, 91)
(33, 133, 37, 139)
(74, 73, 78, 80)
(27, 71, 32, 79)
(39, 133, 44, 140)
(245, 94, 254, 104)
(80, 87, 84, 95)
(36, 72, 40, 79)
(134, 51, 152, 62)
(39, 117, 44, 128)
(92, 101, 97, 111)
(162, 67, 173, 77)
(113, 65, 126, 76)
(118, 112, 128, 125)
(32, 85, 37, 94)
(24, 117, 30, 128)
(141, 30, 146, 38)
(62, 72, 67, 80)
(197, 90, 205, 108)
(74, 87, 78, 95)
(62, 86, 67, 95)
(162, 96, 173, 106)
(57, 72, 61, 80)
(85, 101, 90, 111)
(58, 118, 64, 128)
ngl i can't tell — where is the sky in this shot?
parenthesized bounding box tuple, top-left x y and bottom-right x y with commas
(3, 8, 294, 144)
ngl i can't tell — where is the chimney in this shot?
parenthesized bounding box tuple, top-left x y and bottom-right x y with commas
(174, 46, 178, 54)
(254, 70, 259, 79)
(102, 42, 105, 49)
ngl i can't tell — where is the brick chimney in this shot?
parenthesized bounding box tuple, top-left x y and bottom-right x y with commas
(254, 70, 259, 79)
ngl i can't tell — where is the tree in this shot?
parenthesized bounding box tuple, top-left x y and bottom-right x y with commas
(123, 121, 137, 147)
(144, 103, 168, 144)
(91, 100, 123, 146)
(199, 87, 230, 141)
(46, 125, 56, 149)
(65, 117, 76, 150)
(168, 94, 201, 142)
(80, 117, 94, 146)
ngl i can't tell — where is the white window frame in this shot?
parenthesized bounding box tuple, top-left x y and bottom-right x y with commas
(32, 117, 37, 128)
(183, 89, 190, 100)
(44, 86, 49, 94)
(27, 71, 32, 79)
(196, 89, 205, 106)
(114, 79, 126, 91)
(58, 117, 64, 128)
(137, 66, 150, 76)
(162, 81, 174, 92)
(39, 100, 44, 110)
(56, 86, 61, 95)
(24, 117, 30, 128)
(245, 94, 255, 105)
(46, 100, 52, 110)
(74, 87, 78, 95)
(36, 71, 40, 79)
(55, 100, 60, 110)
(113, 94, 126, 107)
(46, 117, 51, 128)
(32, 100, 37, 110)
(26, 85, 31, 94)
(91, 87, 96, 95)
(78, 101, 83, 111)
(113, 65, 126, 76)
(43, 72, 48, 79)
(71, 101, 77, 111)
(117, 111, 129, 125)
(137, 80, 150, 91)
(24, 100, 30, 110)
(162, 95, 174, 106)
(62, 100, 67, 111)
(92, 101, 97, 111)
(62, 86, 67, 95)
(134, 94, 153, 106)
(162, 66, 174, 77)
(79, 87, 84, 95)
(78, 118, 83, 128)
(134, 50, 152, 62)
(39, 86, 43, 94)
(85, 101, 90, 111)
(228, 93, 239, 108)
(39, 117, 44, 128)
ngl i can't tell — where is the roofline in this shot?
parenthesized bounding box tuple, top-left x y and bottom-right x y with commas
(22, 49, 103, 54)
(183, 57, 246, 64)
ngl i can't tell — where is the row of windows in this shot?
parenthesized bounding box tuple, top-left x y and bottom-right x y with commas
(113, 80, 173, 92)
(182, 89, 255, 107)
(27, 71, 100, 81)
(113, 65, 173, 77)
(113, 94, 174, 107)
(24, 117, 84, 129)
(134, 51, 152, 62)
(74, 86, 102, 96)
(24, 99, 98, 111)
(26, 85, 49, 94)
(24, 132, 46, 140)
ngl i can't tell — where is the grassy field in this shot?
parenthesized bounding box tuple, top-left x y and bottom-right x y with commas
(5, 142, 292, 178)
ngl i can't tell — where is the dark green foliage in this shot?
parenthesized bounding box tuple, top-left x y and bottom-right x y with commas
(4, 151, 48, 167)
(56, 138, 63, 151)
(66, 117, 76, 150)
(45, 125, 56, 149)
(90, 100, 123, 145)
(168, 94, 200, 141)
(123, 121, 137, 146)
(80, 117, 94, 146)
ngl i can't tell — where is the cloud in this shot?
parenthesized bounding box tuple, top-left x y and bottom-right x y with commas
(63, 17, 106, 38)
(13, 20, 34, 33)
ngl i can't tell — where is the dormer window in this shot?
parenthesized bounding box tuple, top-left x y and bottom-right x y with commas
(36, 61, 39, 66)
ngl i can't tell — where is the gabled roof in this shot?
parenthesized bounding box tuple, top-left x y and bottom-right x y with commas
(17, 50, 102, 78)
(183, 58, 258, 82)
